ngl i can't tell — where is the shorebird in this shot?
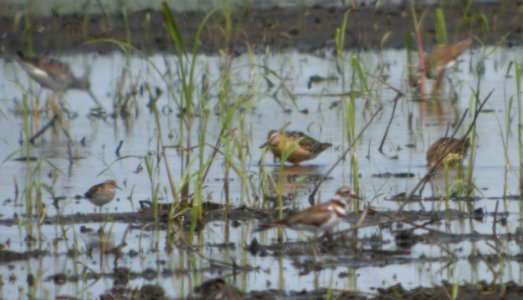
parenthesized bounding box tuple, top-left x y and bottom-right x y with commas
(256, 199, 348, 234)
(256, 187, 358, 234)
(16, 51, 101, 107)
(423, 38, 472, 79)
(335, 186, 360, 200)
(84, 180, 120, 211)
(260, 130, 332, 164)
(426, 137, 470, 168)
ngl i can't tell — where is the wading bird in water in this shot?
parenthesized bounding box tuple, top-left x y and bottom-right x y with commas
(16, 51, 101, 107)
(423, 38, 472, 79)
(260, 130, 332, 165)
(417, 38, 472, 92)
(84, 180, 121, 212)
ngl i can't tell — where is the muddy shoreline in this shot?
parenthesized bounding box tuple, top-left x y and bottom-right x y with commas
(3, 1, 523, 299)
(1, 1, 522, 55)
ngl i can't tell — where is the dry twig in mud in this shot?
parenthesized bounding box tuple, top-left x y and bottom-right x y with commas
(396, 89, 494, 214)
(308, 106, 383, 205)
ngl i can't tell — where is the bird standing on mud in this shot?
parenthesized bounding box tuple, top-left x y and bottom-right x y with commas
(260, 130, 332, 165)
(426, 137, 470, 168)
(256, 187, 359, 235)
(16, 51, 101, 107)
(84, 180, 120, 211)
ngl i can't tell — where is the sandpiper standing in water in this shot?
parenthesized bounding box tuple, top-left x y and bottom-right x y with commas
(84, 180, 120, 212)
(419, 38, 472, 91)
(260, 130, 332, 165)
(423, 38, 472, 79)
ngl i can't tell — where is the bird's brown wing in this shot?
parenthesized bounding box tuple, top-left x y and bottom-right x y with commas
(425, 39, 471, 69)
(17, 52, 73, 82)
(285, 209, 332, 227)
(84, 183, 102, 198)
(286, 131, 331, 153)
(427, 137, 469, 166)
(36, 57, 73, 82)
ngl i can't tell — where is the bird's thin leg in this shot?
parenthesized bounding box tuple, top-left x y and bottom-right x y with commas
(53, 99, 73, 143)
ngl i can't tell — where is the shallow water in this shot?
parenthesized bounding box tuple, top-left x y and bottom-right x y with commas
(0, 47, 522, 298)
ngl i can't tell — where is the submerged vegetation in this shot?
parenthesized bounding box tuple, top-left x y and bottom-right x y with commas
(1, 1, 523, 299)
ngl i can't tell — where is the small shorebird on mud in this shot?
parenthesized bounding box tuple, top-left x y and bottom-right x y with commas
(255, 187, 359, 235)
(260, 130, 332, 165)
(256, 199, 348, 234)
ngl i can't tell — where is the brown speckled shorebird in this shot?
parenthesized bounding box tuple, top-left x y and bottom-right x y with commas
(84, 180, 120, 211)
(16, 51, 101, 107)
(426, 137, 470, 168)
(424, 38, 472, 78)
(260, 130, 332, 165)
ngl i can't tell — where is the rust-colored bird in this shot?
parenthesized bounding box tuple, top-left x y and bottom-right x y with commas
(424, 38, 472, 78)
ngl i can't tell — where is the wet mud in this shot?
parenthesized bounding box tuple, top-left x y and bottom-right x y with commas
(2, 1, 523, 299)
(1, 1, 522, 55)
(0, 204, 513, 258)
(1, 190, 521, 298)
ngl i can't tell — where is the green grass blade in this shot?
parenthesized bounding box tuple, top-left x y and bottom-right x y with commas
(435, 8, 448, 45)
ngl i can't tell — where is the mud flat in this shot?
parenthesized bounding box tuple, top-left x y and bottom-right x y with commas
(0, 0, 522, 54)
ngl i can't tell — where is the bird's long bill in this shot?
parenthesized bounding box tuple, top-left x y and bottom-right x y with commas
(259, 142, 268, 149)
(88, 89, 103, 108)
